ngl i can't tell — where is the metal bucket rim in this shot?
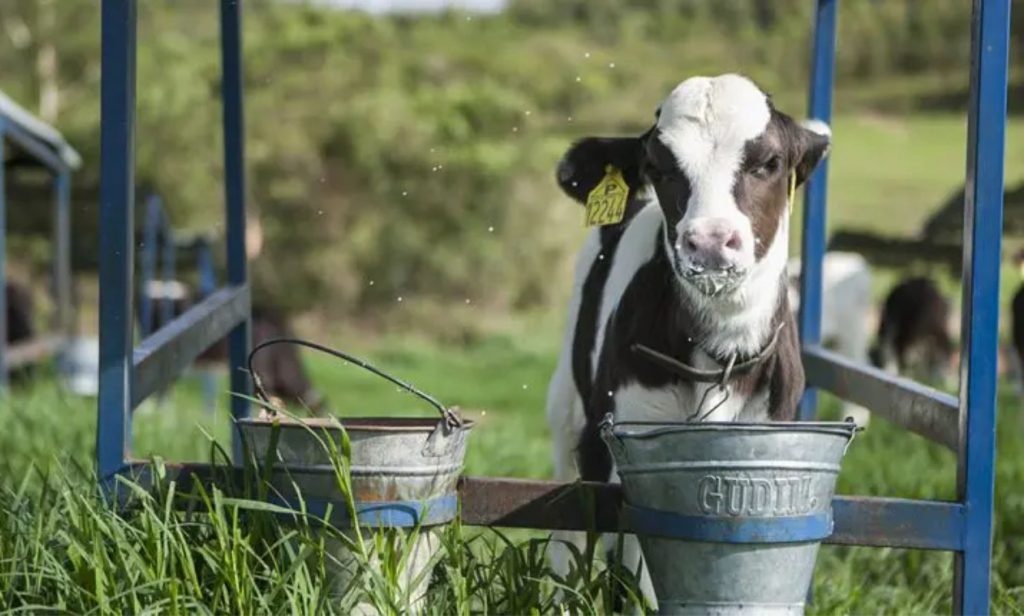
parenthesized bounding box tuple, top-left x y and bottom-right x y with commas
(237, 416, 476, 433)
(608, 420, 856, 440)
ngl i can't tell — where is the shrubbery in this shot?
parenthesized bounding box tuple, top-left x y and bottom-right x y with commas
(1, 0, 1020, 321)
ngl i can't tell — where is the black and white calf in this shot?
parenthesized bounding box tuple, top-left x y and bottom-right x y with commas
(869, 276, 955, 385)
(6, 280, 35, 346)
(545, 74, 831, 601)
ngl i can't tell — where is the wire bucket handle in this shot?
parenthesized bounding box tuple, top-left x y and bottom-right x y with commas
(247, 337, 464, 429)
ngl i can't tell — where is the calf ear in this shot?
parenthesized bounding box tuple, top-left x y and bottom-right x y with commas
(556, 136, 645, 204)
(793, 119, 832, 186)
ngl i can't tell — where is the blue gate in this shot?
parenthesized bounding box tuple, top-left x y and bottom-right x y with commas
(0, 92, 79, 385)
(95, 1, 1011, 612)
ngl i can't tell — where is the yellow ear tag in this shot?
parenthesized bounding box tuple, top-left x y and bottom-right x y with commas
(585, 165, 629, 227)
(787, 171, 797, 215)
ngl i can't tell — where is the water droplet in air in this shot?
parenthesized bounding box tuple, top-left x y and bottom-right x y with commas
(512, 126, 518, 132)
(608, 62, 616, 69)
(571, 181, 579, 187)
(522, 384, 528, 390)
(567, 116, 574, 122)
(317, 210, 323, 216)
(584, 52, 591, 59)
(481, 410, 487, 416)
(598, 254, 605, 260)
(488, 226, 495, 233)
(607, 390, 614, 397)
(465, 299, 471, 304)
(524, 110, 532, 116)
(319, 176, 326, 183)
(402, 191, 408, 197)
(438, 164, 443, 170)
(430, 148, 435, 153)
(575, 76, 582, 82)
(397, 296, 403, 302)
(369, 280, 375, 286)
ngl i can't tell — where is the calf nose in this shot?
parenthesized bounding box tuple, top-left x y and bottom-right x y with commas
(681, 219, 744, 269)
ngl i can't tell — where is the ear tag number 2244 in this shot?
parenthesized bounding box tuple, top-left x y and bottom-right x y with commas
(585, 165, 629, 227)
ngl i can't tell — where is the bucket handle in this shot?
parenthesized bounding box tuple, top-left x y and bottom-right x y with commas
(247, 337, 463, 428)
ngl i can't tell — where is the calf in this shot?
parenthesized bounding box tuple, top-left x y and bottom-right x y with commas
(545, 74, 831, 605)
(6, 280, 34, 345)
(869, 276, 955, 384)
(1009, 250, 1024, 393)
(1012, 286, 1024, 393)
(6, 280, 36, 382)
(787, 252, 873, 424)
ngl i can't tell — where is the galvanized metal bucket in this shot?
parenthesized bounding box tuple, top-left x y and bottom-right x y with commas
(237, 339, 472, 611)
(601, 417, 856, 615)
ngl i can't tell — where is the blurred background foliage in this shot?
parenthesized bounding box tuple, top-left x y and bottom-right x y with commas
(1, 0, 1022, 327)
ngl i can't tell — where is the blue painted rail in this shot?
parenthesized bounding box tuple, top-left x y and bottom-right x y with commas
(95, 1, 1010, 613)
(0, 92, 80, 385)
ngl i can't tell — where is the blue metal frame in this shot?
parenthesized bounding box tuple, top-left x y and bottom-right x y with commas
(138, 194, 220, 337)
(954, 0, 1009, 611)
(92, 1, 1010, 612)
(138, 195, 162, 336)
(794, 0, 1010, 612)
(96, 0, 251, 479)
(221, 0, 252, 463)
(0, 107, 77, 385)
(0, 118, 6, 387)
(797, 0, 836, 422)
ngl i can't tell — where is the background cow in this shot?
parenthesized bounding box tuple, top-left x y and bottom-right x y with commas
(1010, 249, 1024, 394)
(5, 280, 37, 383)
(870, 276, 956, 385)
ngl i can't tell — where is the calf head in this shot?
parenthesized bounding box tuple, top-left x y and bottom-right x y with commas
(558, 74, 831, 302)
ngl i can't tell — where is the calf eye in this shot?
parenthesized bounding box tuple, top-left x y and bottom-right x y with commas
(751, 155, 780, 179)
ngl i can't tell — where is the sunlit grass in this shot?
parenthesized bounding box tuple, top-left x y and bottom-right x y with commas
(2, 325, 1023, 612)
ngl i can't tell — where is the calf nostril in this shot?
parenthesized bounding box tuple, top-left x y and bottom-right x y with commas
(725, 233, 742, 251)
(685, 237, 699, 252)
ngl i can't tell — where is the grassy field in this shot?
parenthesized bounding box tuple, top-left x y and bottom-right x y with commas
(3, 110, 1024, 613)
(4, 325, 1024, 613)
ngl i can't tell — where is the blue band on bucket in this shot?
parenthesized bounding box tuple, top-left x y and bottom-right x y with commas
(625, 504, 833, 543)
(268, 494, 458, 528)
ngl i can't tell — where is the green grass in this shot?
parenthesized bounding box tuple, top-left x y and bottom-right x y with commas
(3, 326, 1024, 613)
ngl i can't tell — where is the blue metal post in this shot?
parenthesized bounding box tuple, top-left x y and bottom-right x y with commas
(221, 0, 251, 463)
(955, 0, 1010, 613)
(159, 222, 176, 328)
(797, 0, 837, 421)
(97, 0, 137, 479)
(138, 195, 161, 336)
(54, 170, 73, 338)
(0, 119, 7, 389)
(196, 236, 218, 414)
(196, 238, 217, 298)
